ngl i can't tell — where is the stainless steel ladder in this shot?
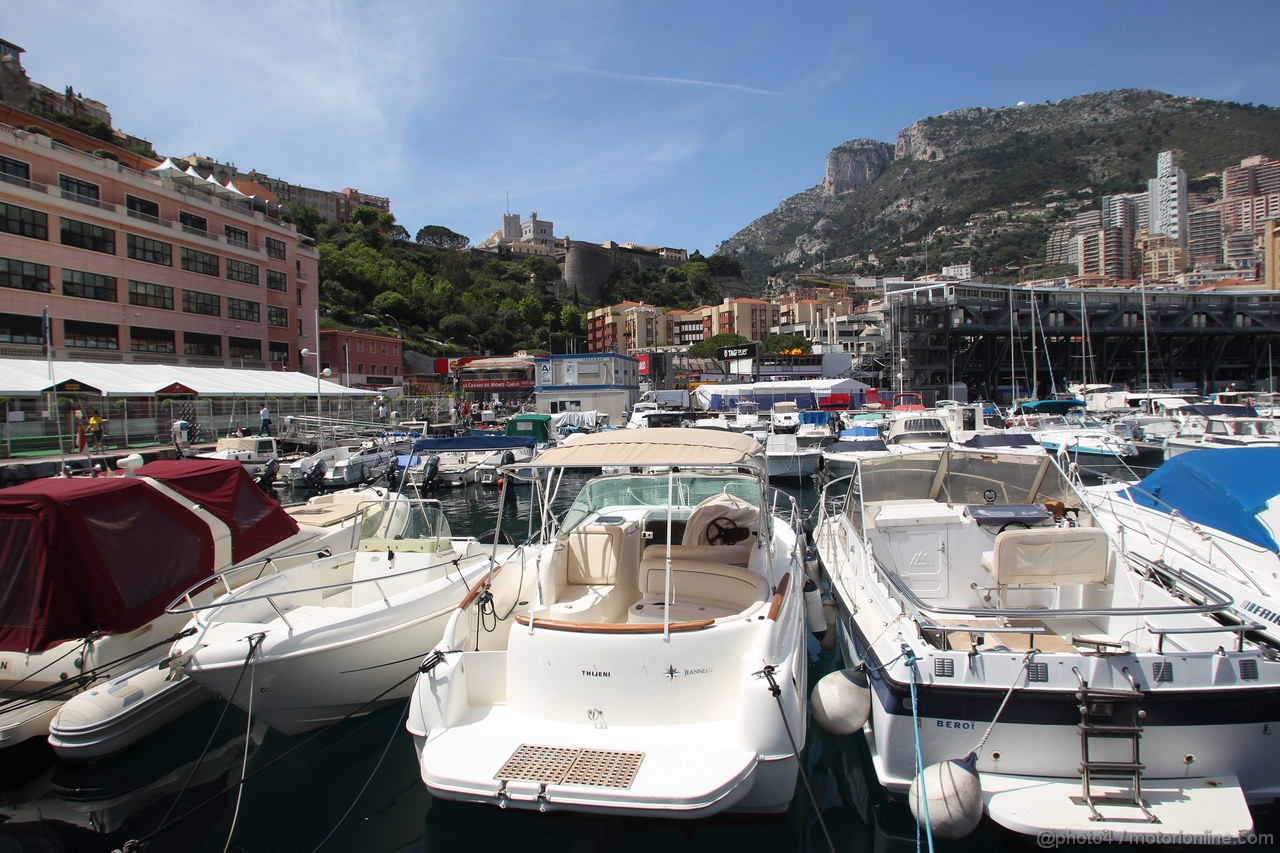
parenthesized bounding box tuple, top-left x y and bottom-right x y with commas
(1074, 668, 1159, 823)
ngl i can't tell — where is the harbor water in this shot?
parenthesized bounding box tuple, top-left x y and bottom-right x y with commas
(1, 468, 1274, 852)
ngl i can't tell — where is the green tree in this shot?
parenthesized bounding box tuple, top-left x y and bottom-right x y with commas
(689, 333, 748, 359)
(283, 202, 322, 238)
(763, 333, 810, 355)
(415, 225, 470, 250)
(351, 206, 381, 227)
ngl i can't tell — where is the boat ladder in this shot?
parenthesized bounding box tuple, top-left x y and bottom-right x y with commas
(1074, 668, 1158, 823)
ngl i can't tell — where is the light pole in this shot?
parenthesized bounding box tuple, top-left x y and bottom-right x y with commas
(468, 334, 482, 356)
(300, 348, 331, 418)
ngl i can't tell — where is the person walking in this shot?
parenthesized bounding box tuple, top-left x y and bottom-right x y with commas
(259, 404, 272, 436)
(87, 409, 104, 451)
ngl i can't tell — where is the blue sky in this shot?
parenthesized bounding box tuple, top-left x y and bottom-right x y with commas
(7, 1, 1279, 256)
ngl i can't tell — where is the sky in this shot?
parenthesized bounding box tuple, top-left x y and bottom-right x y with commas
(7, 1, 1279, 256)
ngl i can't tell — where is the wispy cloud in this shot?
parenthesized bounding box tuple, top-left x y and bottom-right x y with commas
(492, 54, 781, 97)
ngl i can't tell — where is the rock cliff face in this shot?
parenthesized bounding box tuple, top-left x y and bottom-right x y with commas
(716, 88, 1280, 285)
(822, 139, 893, 195)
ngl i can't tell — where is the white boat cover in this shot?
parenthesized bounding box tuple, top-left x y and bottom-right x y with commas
(521, 428, 763, 469)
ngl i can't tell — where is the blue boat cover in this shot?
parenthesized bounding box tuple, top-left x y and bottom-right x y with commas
(798, 411, 832, 426)
(839, 426, 880, 438)
(410, 435, 537, 453)
(1012, 399, 1086, 416)
(1120, 447, 1280, 552)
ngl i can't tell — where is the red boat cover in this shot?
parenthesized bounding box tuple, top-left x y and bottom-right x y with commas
(0, 460, 298, 653)
(134, 459, 299, 563)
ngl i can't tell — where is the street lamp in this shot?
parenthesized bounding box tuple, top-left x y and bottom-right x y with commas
(468, 334, 482, 356)
(300, 348, 331, 418)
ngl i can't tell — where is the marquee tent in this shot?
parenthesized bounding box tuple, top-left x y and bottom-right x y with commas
(0, 360, 375, 399)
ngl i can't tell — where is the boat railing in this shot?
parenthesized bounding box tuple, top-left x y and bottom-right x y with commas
(877, 542, 1238, 623)
(164, 543, 349, 621)
(1090, 482, 1269, 597)
(167, 543, 497, 632)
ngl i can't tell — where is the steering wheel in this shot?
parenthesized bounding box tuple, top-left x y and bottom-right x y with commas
(706, 517, 744, 545)
(997, 521, 1032, 535)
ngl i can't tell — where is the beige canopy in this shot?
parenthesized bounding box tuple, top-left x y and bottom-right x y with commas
(526, 428, 764, 470)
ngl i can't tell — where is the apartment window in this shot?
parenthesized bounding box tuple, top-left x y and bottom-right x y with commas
(128, 279, 174, 310)
(180, 247, 219, 276)
(181, 289, 220, 316)
(0, 257, 50, 292)
(265, 236, 286, 260)
(127, 233, 172, 266)
(0, 202, 48, 240)
(267, 305, 289, 327)
(60, 217, 115, 253)
(229, 336, 262, 361)
(179, 211, 208, 234)
(125, 195, 161, 223)
(226, 258, 259, 285)
(0, 312, 44, 345)
(266, 269, 287, 292)
(64, 318, 118, 350)
(59, 174, 100, 203)
(269, 341, 290, 366)
(224, 225, 249, 247)
(130, 327, 175, 353)
(183, 331, 221, 357)
(62, 269, 117, 302)
(0, 155, 30, 187)
(227, 297, 260, 322)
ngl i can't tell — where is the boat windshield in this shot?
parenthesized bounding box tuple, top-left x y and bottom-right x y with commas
(364, 498, 451, 541)
(852, 451, 1079, 509)
(560, 473, 760, 534)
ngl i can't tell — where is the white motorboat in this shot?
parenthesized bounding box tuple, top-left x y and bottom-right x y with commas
(811, 448, 1278, 842)
(46, 484, 407, 760)
(1084, 447, 1280, 649)
(407, 428, 809, 818)
(768, 400, 801, 433)
(406, 435, 538, 487)
(821, 427, 893, 479)
(166, 497, 518, 735)
(0, 458, 348, 752)
(763, 431, 824, 480)
(1005, 399, 1137, 469)
(321, 437, 402, 487)
(194, 435, 280, 478)
(1162, 405, 1280, 459)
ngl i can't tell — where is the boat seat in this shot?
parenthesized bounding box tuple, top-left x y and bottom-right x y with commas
(637, 558, 768, 613)
(548, 520, 643, 623)
(981, 526, 1110, 587)
(641, 543, 752, 566)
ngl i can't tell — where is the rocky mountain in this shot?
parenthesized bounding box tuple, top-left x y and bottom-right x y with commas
(716, 89, 1280, 284)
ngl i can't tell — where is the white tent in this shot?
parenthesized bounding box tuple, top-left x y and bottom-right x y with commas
(692, 378, 870, 411)
(0, 360, 375, 398)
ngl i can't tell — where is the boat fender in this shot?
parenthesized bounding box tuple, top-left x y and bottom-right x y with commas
(909, 754, 983, 840)
(810, 667, 870, 735)
(803, 579, 826, 637)
(803, 546, 821, 583)
(819, 600, 838, 651)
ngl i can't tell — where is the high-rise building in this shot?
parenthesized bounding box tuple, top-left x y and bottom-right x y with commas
(1148, 150, 1188, 249)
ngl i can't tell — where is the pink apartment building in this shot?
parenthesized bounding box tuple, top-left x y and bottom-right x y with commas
(0, 121, 319, 372)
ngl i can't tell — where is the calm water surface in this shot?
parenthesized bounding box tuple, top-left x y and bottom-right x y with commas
(0, 468, 1271, 852)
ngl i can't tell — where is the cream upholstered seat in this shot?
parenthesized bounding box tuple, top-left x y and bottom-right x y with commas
(981, 526, 1110, 587)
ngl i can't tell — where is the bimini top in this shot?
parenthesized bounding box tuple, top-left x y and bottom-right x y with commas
(0, 459, 298, 652)
(522, 428, 764, 470)
(1120, 447, 1280, 552)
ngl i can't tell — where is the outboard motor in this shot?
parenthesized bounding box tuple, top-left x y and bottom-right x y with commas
(256, 458, 280, 494)
(304, 459, 327, 490)
(499, 450, 516, 467)
(421, 454, 440, 486)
